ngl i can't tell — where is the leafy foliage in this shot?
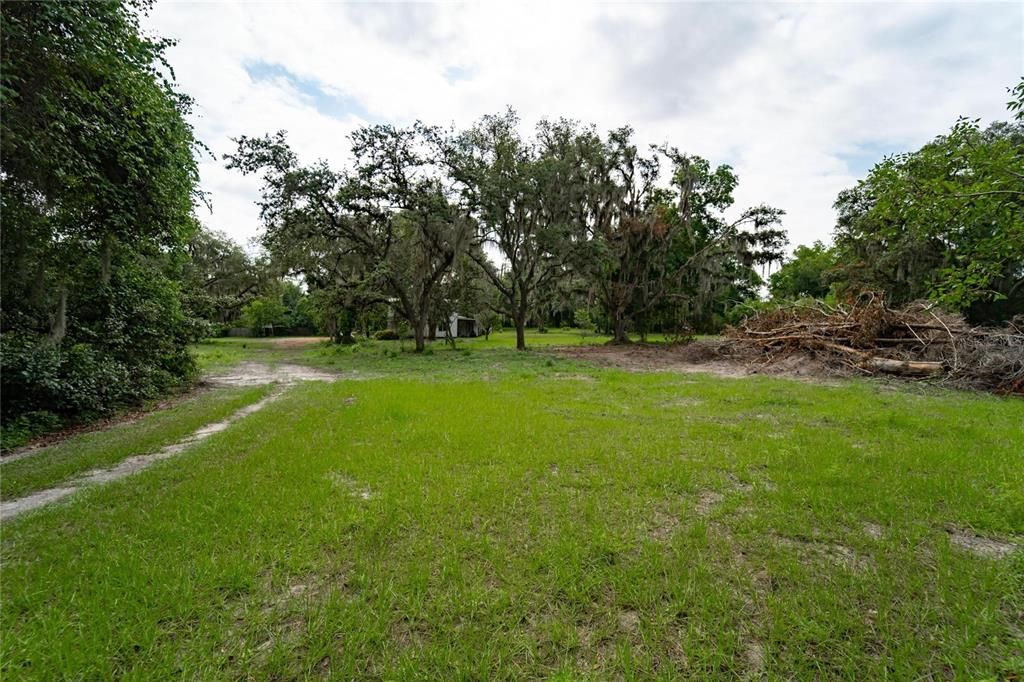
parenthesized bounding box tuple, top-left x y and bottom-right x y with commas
(1, 0, 201, 431)
(180, 226, 263, 332)
(769, 242, 837, 300)
(831, 84, 1024, 320)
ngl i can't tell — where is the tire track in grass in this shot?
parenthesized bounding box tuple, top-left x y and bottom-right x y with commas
(0, 388, 287, 521)
(1, 362, 339, 522)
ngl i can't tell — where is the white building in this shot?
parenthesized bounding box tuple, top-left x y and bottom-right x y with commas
(435, 313, 483, 338)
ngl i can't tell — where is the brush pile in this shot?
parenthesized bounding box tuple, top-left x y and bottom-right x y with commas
(725, 295, 1024, 394)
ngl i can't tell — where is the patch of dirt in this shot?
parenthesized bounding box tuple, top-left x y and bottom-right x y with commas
(945, 525, 1018, 559)
(269, 336, 329, 349)
(863, 522, 885, 540)
(549, 373, 597, 382)
(617, 610, 640, 633)
(552, 342, 748, 378)
(574, 623, 616, 672)
(726, 473, 754, 493)
(550, 340, 846, 383)
(662, 397, 705, 408)
(207, 361, 338, 387)
(649, 509, 679, 541)
(391, 617, 431, 650)
(327, 472, 373, 501)
(743, 639, 766, 678)
(695, 491, 724, 516)
(773, 535, 873, 572)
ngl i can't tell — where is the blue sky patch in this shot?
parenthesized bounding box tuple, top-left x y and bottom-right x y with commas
(443, 65, 476, 84)
(245, 61, 371, 120)
(837, 141, 901, 177)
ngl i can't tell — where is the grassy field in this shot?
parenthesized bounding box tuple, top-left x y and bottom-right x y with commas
(2, 339, 1022, 679)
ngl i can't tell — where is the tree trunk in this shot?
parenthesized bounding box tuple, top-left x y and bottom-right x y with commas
(612, 313, 629, 344)
(514, 293, 529, 351)
(412, 322, 426, 352)
(865, 357, 944, 376)
(47, 287, 68, 345)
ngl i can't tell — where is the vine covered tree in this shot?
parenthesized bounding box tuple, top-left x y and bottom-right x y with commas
(569, 126, 787, 343)
(1, 0, 202, 436)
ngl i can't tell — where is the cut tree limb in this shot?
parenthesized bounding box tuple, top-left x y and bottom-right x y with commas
(865, 358, 945, 376)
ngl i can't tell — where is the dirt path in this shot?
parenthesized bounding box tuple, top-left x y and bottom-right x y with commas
(206, 361, 339, 387)
(1, 362, 338, 522)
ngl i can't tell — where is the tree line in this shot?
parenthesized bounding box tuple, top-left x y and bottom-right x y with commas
(226, 112, 788, 351)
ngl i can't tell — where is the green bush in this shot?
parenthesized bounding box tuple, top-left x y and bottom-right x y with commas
(0, 410, 62, 450)
(374, 329, 401, 341)
(0, 332, 192, 432)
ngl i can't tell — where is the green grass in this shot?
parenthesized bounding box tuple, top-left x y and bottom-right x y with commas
(0, 385, 273, 499)
(2, 353, 1021, 679)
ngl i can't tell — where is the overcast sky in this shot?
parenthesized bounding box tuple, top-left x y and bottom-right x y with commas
(145, 2, 1023, 254)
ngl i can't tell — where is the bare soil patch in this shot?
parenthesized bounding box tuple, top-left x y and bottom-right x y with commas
(945, 525, 1018, 559)
(695, 490, 725, 516)
(549, 341, 837, 381)
(743, 638, 766, 678)
(207, 361, 339, 387)
(773, 534, 873, 571)
(269, 336, 328, 349)
(863, 522, 885, 540)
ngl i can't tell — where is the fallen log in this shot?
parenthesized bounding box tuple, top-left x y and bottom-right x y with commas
(865, 357, 945, 376)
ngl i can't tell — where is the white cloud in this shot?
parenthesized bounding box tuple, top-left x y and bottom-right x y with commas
(144, 1, 1023, 253)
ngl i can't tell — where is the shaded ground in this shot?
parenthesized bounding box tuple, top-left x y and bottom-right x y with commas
(2, 388, 214, 460)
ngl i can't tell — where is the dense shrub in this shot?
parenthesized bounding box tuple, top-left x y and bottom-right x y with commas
(0, 332, 190, 425)
(374, 329, 401, 341)
(0, 410, 63, 450)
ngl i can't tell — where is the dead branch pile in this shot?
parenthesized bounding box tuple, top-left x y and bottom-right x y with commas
(724, 295, 1024, 394)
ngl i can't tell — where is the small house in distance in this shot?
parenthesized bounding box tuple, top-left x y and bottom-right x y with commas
(436, 313, 483, 338)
